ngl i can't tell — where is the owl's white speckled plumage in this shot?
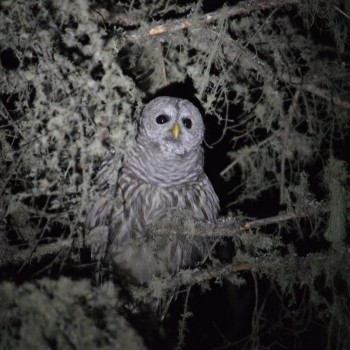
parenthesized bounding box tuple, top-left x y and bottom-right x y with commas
(87, 97, 219, 283)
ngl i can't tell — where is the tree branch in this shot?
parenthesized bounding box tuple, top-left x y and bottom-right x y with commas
(144, 251, 350, 297)
(98, 0, 350, 112)
(116, 0, 299, 44)
(0, 205, 326, 268)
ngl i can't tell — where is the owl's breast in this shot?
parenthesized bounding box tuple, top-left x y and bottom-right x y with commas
(133, 178, 218, 227)
(107, 169, 219, 282)
(112, 167, 219, 244)
(141, 184, 183, 223)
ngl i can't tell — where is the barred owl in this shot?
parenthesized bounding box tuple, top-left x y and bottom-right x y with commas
(87, 97, 219, 283)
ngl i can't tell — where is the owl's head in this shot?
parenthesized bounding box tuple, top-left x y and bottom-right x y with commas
(137, 96, 204, 155)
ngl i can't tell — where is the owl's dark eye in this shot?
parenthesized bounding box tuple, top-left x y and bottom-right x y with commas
(182, 118, 192, 129)
(156, 115, 169, 124)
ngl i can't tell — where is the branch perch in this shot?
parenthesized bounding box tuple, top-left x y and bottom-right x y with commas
(143, 250, 350, 297)
(0, 205, 326, 268)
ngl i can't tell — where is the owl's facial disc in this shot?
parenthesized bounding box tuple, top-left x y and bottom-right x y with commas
(139, 96, 204, 155)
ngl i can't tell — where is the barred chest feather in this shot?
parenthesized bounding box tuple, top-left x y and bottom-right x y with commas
(106, 166, 219, 283)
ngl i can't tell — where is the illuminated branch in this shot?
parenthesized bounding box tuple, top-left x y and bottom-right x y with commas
(115, 0, 299, 44)
(95, 0, 350, 112)
(140, 251, 350, 297)
(0, 205, 327, 268)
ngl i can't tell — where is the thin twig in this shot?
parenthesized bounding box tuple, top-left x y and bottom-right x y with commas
(334, 6, 350, 20)
(280, 73, 350, 111)
(220, 134, 276, 177)
(280, 89, 301, 204)
(175, 286, 192, 350)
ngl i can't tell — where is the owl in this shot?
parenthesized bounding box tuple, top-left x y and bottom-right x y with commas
(86, 97, 219, 283)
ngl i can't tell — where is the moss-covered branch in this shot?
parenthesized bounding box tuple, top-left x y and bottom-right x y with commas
(115, 0, 299, 43)
(141, 251, 350, 298)
(0, 205, 328, 268)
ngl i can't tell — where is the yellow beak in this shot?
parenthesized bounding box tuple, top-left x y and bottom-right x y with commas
(172, 123, 180, 139)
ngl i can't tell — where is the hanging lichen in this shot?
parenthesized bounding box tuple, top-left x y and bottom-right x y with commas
(324, 157, 349, 251)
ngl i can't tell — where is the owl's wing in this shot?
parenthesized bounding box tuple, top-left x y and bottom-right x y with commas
(85, 152, 126, 260)
(175, 174, 219, 266)
(187, 174, 220, 223)
(86, 151, 124, 229)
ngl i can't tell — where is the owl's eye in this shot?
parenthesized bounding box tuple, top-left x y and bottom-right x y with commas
(156, 115, 169, 124)
(182, 118, 192, 129)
